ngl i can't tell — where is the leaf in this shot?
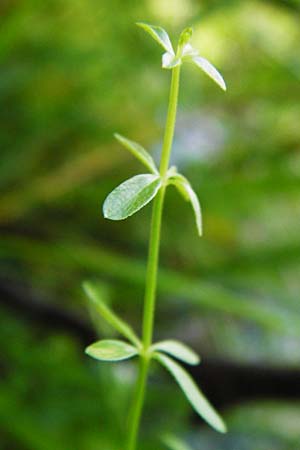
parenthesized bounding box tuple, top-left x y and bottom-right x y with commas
(162, 52, 182, 69)
(86, 281, 114, 336)
(155, 353, 227, 433)
(182, 43, 198, 58)
(103, 174, 161, 221)
(168, 174, 202, 236)
(192, 56, 226, 91)
(83, 281, 140, 347)
(114, 133, 158, 174)
(178, 27, 193, 49)
(162, 434, 193, 450)
(85, 339, 138, 362)
(152, 340, 200, 365)
(137, 22, 174, 55)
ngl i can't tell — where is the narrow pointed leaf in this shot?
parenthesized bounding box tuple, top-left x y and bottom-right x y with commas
(83, 281, 140, 346)
(155, 353, 227, 433)
(162, 434, 193, 450)
(162, 52, 182, 69)
(137, 22, 174, 55)
(114, 133, 158, 174)
(193, 56, 226, 91)
(152, 340, 200, 365)
(103, 174, 161, 220)
(86, 339, 138, 362)
(169, 174, 202, 236)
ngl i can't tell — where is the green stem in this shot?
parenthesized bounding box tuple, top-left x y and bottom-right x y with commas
(126, 357, 149, 450)
(159, 65, 181, 177)
(126, 64, 181, 450)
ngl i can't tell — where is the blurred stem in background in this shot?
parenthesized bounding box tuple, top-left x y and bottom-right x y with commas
(127, 65, 181, 450)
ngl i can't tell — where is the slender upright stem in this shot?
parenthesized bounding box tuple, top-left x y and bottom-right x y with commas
(126, 357, 149, 450)
(126, 64, 181, 450)
(160, 65, 181, 177)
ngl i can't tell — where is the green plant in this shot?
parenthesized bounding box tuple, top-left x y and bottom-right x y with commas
(84, 23, 227, 450)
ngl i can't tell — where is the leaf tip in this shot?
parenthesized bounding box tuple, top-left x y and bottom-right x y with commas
(82, 280, 88, 290)
(84, 345, 92, 357)
(194, 355, 201, 365)
(102, 201, 113, 220)
(217, 420, 227, 434)
(82, 280, 92, 297)
(220, 80, 227, 92)
(136, 21, 147, 30)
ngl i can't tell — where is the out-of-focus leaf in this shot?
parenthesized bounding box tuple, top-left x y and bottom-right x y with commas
(155, 353, 227, 433)
(85, 339, 138, 362)
(114, 133, 158, 174)
(152, 340, 200, 365)
(162, 434, 193, 450)
(3, 236, 299, 335)
(83, 281, 140, 346)
(136, 22, 174, 55)
(193, 56, 226, 91)
(103, 174, 161, 220)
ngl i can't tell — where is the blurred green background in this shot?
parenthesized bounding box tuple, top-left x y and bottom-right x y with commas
(1, 0, 300, 449)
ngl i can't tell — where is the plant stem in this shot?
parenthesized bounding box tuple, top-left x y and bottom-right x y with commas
(126, 64, 181, 450)
(143, 64, 181, 349)
(160, 65, 181, 177)
(126, 357, 149, 450)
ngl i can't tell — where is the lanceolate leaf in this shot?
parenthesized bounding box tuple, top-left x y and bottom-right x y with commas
(155, 353, 227, 433)
(114, 133, 158, 174)
(193, 56, 226, 91)
(86, 339, 138, 362)
(137, 22, 174, 55)
(83, 281, 140, 347)
(152, 340, 200, 365)
(103, 174, 161, 220)
(169, 174, 202, 236)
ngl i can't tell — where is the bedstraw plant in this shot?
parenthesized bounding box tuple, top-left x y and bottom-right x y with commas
(83, 23, 227, 450)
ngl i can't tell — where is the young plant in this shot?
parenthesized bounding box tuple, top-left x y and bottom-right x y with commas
(84, 23, 227, 450)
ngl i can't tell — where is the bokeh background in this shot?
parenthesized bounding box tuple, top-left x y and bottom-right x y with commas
(1, 0, 300, 449)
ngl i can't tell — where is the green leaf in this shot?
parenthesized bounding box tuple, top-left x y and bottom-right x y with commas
(114, 133, 158, 174)
(192, 56, 226, 91)
(162, 434, 193, 450)
(162, 52, 182, 69)
(168, 174, 202, 236)
(86, 281, 114, 336)
(152, 340, 200, 365)
(178, 27, 193, 49)
(137, 22, 174, 55)
(103, 174, 161, 221)
(85, 339, 138, 362)
(155, 353, 227, 433)
(83, 281, 140, 347)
